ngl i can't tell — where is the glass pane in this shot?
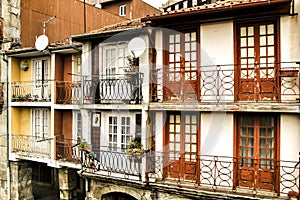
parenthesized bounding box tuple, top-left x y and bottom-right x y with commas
(248, 138, 254, 146)
(260, 36, 266, 46)
(176, 125, 180, 132)
(191, 32, 196, 41)
(185, 135, 190, 142)
(241, 48, 247, 57)
(185, 125, 190, 133)
(260, 25, 266, 35)
(170, 115, 174, 123)
(191, 135, 197, 142)
(191, 42, 197, 51)
(241, 38, 247, 47)
(268, 47, 274, 56)
(241, 137, 246, 146)
(248, 48, 254, 57)
(176, 115, 180, 122)
(191, 144, 196, 152)
(240, 27, 246, 36)
(260, 138, 266, 146)
(248, 37, 254, 46)
(268, 35, 274, 45)
(176, 134, 180, 142)
(170, 44, 174, 52)
(185, 43, 190, 51)
(170, 134, 174, 142)
(248, 128, 254, 137)
(267, 24, 274, 34)
(176, 143, 180, 150)
(175, 34, 180, 42)
(191, 125, 197, 134)
(170, 125, 174, 132)
(248, 26, 254, 36)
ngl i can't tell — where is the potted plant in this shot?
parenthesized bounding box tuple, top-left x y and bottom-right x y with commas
(126, 138, 145, 159)
(24, 94, 32, 101)
(124, 51, 139, 83)
(78, 141, 92, 152)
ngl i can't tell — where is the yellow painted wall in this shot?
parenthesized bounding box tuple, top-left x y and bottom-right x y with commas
(11, 108, 31, 136)
(11, 58, 20, 82)
(11, 58, 32, 82)
(11, 108, 20, 135)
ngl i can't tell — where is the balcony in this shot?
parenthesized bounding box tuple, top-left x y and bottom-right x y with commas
(55, 81, 81, 104)
(11, 81, 51, 102)
(79, 150, 300, 198)
(79, 147, 142, 181)
(82, 73, 144, 105)
(151, 63, 300, 104)
(55, 135, 81, 163)
(11, 134, 51, 159)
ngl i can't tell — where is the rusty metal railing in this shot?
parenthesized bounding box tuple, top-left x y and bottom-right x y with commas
(55, 81, 81, 104)
(11, 134, 52, 159)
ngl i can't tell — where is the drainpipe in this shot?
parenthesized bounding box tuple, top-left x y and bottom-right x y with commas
(2, 52, 11, 200)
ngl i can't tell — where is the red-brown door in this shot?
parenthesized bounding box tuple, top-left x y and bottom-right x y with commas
(236, 114, 279, 191)
(236, 20, 279, 101)
(164, 30, 199, 101)
(165, 112, 199, 181)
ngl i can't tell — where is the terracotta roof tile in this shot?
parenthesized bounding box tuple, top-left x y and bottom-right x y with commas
(144, 0, 285, 18)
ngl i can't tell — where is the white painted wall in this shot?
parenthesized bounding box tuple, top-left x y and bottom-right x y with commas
(81, 42, 92, 77)
(200, 21, 234, 102)
(280, 114, 300, 162)
(201, 112, 234, 157)
(200, 21, 234, 66)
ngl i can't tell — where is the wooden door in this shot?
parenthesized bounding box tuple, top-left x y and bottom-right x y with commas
(33, 59, 50, 99)
(166, 112, 199, 181)
(164, 30, 199, 101)
(237, 114, 278, 191)
(236, 20, 279, 101)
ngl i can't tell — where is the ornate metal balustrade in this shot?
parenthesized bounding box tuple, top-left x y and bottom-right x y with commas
(146, 152, 300, 198)
(82, 73, 144, 104)
(11, 134, 52, 158)
(151, 63, 300, 103)
(79, 147, 142, 181)
(55, 135, 80, 162)
(11, 81, 52, 102)
(55, 81, 81, 104)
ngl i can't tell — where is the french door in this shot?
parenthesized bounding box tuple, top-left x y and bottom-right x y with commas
(33, 59, 50, 100)
(236, 114, 279, 191)
(165, 112, 199, 181)
(164, 29, 199, 101)
(236, 19, 279, 101)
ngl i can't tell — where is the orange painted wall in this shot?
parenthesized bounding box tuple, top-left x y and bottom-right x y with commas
(21, 0, 125, 48)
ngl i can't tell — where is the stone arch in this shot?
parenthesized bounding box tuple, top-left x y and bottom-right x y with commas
(99, 185, 144, 200)
(101, 192, 137, 200)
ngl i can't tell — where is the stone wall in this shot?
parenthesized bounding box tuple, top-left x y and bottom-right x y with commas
(58, 168, 78, 200)
(0, 0, 21, 199)
(85, 179, 192, 200)
(10, 161, 34, 200)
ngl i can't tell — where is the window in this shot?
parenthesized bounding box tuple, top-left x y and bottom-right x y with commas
(236, 113, 279, 190)
(119, 5, 126, 16)
(164, 29, 199, 101)
(73, 111, 82, 140)
(100, 43, 127, 76)
(72, 54, 81, 82)
(33, 58, 50, 100)
(108, 116, 132, 151)
(32, 109, 49, 138)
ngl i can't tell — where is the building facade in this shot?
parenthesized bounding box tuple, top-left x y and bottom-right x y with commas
(2, 0, 160, 199)
(68, 0, 300, 199)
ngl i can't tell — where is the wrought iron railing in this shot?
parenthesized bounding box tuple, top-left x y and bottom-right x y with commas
(82, 73, 144, 104)
(11, 81, 52, 102)
(79, 147, 142, 181)
(151, 63, 300, 103)
(146, 152, 300, 198)
(55, 81, 81, 104)
(11, 134, 52, 158)
(55, 135, 81, 162)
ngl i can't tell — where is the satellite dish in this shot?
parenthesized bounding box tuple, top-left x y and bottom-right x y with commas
(35, 34, 49, 51)
(127, 37, 146, 57)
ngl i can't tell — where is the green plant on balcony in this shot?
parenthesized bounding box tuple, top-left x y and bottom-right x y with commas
(17, 94, 24, 101)
(78, 141, 92, 152)
(124, 51, 139, 83)
(24, 94, 32, 101)
(126, 138, 145, 158)
(33, 95, 39, 101)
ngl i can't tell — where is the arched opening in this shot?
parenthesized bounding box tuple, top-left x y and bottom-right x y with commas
(101, 192, 137, 200)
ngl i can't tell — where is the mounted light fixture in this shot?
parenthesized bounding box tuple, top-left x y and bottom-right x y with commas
(20, 60, 29, 71)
